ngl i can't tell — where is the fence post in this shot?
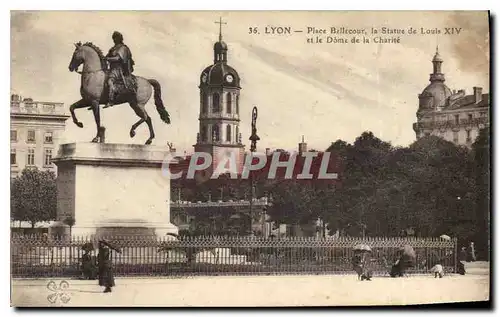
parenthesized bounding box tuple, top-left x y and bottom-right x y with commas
(454, 237, 458, 274)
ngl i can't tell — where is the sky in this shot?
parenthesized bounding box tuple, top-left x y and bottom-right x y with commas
(10, 11, 489, 153)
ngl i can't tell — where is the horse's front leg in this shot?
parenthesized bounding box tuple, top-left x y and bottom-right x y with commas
(90, 100, 102, 143)
(69, 99, 88, 128)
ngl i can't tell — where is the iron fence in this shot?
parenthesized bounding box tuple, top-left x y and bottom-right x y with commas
(11, 235, 457, 278)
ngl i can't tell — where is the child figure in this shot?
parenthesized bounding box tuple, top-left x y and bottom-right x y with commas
(431, 264, 444, 278)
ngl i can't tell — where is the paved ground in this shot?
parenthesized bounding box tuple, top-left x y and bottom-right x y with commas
(11, 271, 489, 307)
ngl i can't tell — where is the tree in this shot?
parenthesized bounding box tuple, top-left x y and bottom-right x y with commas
(63, 215, 76, 237)
(11, 168, 57, 228)
(471, 127, 490, 259)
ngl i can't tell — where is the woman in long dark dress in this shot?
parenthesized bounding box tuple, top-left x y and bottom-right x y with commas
(81, 250, 97, 280)
(98, 242, 116, 293)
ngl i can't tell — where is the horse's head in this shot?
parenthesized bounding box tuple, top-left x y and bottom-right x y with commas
(69, 42, 107, 73)
(68, 42, 84, 72)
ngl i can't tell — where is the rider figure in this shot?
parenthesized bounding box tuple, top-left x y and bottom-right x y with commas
(104, 31, 136, 108)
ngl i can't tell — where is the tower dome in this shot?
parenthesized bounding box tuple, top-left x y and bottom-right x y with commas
(418, 47, 451, 110)
(199, 19, 240, 88)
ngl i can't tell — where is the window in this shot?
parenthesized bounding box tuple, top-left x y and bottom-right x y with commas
(201, 125, 208, 142)
(44, 148, 53, 166)
(236, 126, 239, 143)
(453, 131, 459, 143)
(201, 92, 208, 114)
(226, 93, 232, 114)
(27, 130, 36, 143)
(212, 93, 220, 113)
(212, 125, 220, 142)
(27, 148, 35, 166)
(454, 115, 459, 125)
(466, 130, 472, 142)
(468, 114, 473, 122)
(226, 124, 232, 142)
(236, 95, 239, 114)
(44, 131, 53, 143)
(10, 130, 17, 142)
(10, 149, 16, 165)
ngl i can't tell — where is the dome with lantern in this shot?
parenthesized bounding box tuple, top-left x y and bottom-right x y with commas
(199, 29, 241, 88)
(418, 47, 452, 110)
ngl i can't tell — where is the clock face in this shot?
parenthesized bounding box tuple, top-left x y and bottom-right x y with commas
(201, 73, 207, 83)
(225, 74, 234, 83)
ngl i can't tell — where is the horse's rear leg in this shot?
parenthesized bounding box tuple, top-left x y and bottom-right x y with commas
(70, 99, 88, 128)
(129, 102, 145, 138)
(139, 104, 155, 145)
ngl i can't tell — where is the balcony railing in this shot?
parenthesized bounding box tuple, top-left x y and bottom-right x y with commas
(413, 117, 489, 130)
(10, 102, 67, 116)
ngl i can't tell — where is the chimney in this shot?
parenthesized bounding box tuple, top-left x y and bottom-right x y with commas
(473, 87, 483, 104)
(265, 148, 271, 156)
(11, 94, 21, 102)
(298, 135, 307, 155)
(452, 89, 456, 94)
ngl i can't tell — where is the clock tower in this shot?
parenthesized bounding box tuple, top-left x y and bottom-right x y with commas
(194, 18, 245, 180)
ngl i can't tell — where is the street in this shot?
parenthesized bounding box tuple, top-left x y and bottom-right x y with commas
(12, 271, 489, 307)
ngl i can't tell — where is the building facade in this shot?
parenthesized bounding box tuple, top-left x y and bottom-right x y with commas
(10, 94, 69, 178)
(413, 48, 490, 147)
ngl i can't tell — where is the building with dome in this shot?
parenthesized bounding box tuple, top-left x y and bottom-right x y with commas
(193, 21, 245, 180)
(413, 48, 490, 147)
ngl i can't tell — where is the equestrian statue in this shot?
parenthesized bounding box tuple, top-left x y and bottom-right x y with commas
(68, 31, 171, 144)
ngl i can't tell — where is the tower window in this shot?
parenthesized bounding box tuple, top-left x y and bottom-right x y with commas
(454, 114, 459, 125)
(212, 125, 220, 142)
(201, 125, 208, 142)
(202, 92, 208, 114)
(226, 124, 232, 142)
(236, 126, 239, 143)
(212, 93, 220, 113)
(468, 114, 473, 122)
(226, 93, 232, 114)
(236, 95, 239, 114)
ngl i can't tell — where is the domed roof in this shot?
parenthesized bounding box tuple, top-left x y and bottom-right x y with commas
(214, 41, 228, 51)
(432, 51, 443, 62)
(201, 63, 240, 88)
(421, 81, 452, 108)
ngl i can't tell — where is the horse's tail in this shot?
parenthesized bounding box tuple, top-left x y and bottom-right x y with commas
(148, 79, 170, 124)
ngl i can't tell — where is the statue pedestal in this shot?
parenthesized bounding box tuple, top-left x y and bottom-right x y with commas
(52, 143, 178, 238)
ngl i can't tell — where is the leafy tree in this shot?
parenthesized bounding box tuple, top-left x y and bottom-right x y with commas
(471, 127, 490, 259)
(63, 215, 76, 236)
(11, 168, 57, 228)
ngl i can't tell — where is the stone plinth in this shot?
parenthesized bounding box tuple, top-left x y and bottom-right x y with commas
(52, 142, 178, 237)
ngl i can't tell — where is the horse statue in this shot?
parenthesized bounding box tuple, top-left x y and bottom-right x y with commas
(68, 42, 171, 144)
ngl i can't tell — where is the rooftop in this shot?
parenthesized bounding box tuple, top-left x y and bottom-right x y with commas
(10, 94, 67, 117)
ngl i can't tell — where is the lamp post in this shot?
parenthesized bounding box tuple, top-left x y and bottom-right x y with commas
(249, 106, 260, 236)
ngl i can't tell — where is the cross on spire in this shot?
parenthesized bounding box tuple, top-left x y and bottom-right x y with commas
(215, 17, 227, 42)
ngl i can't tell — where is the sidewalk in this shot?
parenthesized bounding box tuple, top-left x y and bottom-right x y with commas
(11, 273, 489, 307)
